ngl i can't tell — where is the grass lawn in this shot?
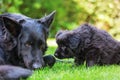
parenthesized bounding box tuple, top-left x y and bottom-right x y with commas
(27, 39, 120, 80)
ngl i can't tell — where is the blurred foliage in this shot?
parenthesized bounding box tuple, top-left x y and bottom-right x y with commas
(0, 0, 120, 39)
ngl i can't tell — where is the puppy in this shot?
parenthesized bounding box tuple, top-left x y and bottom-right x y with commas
(54, 24, 120, 67)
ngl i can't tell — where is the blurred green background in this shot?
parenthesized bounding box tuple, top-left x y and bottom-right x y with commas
(1, 0, 120, 39)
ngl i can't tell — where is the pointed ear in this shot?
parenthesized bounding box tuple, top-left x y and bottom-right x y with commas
(39, 11, 56, 28)
(2, 17, 22, 37)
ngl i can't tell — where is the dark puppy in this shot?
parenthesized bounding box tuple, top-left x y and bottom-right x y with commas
(54, 24, 120, 67)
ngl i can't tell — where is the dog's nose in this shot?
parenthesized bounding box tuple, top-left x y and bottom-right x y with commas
(32, 63, 42, 69)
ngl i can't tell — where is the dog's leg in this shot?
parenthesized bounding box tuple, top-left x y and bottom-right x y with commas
(43, 55, 56, 67)
(0, 48, 6, 65)
(86, 60, 96, 67)
(0, 65, 32, 80)
(0, 57, 5, 65)
(86, 49, 99, 67)
(74, 56, 85, 66)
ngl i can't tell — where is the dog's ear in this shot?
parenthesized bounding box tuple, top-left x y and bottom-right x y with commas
(2, 17, 22, 37)
(39, 11, 56, 28)
(56, 30, 70, 46)
(56, 30, 64, 38)
(56, 30, 68, 38)
(56, 31, 79, 49)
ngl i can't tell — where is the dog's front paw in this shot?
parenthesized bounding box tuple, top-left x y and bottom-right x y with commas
(43, 55, 56, 67)
(86, 60, 95, 67)
(0, 65, 32, 80)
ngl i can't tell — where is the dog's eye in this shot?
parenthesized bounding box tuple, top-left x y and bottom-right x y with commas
(39, 45, 42, 49)
(25, 43, 31, 47)
(25, 42, 32, 47)
(40, 45, 45, 50)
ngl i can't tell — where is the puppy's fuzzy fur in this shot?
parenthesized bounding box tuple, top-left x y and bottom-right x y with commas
(54, 24, 120, 67)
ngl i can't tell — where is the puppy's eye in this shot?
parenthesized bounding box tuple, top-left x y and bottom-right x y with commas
(61, 47, 66, 50)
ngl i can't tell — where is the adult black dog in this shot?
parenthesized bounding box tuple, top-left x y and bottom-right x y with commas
(0, 11, 56, 79)
(54, 23, 120, 67)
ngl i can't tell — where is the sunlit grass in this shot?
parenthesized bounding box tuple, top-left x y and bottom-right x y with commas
(47, 38, 57, 47)
(28, 38, 120, 80)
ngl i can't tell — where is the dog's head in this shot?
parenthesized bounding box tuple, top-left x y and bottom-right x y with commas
(54, 30, 81, 59)
(1, 11, 55, 69)
(18, 11, 56, 69)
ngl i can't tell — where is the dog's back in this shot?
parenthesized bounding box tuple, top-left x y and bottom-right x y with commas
(78, 24, 120, 50)
(76, 24, 120, 64)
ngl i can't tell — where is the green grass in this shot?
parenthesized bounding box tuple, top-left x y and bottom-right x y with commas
(27, 39, 120, 80)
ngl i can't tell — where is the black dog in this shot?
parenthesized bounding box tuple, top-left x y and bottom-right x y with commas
(0, 11, 56, 79)
(54, 23, 120, 67)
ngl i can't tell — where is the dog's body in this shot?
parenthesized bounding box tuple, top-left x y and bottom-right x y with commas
(54, 24, 120, 67)
(0, 11, 55, 79)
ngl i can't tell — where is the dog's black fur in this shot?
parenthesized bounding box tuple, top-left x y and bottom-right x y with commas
(0, 11, 56, 79)
(0, 65, 32, 80)
(54, 24, 120, 67)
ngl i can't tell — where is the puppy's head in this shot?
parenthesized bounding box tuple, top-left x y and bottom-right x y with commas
(54, 30, 80, 59)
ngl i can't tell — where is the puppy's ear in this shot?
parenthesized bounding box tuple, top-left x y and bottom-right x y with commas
(39, 11, 56, 28)
(69, 34, 80, 49)
(56, 30, 69, 41)
(55, 30, 69, 38)
(2, 17, 22, 37)
(56, 30, 64, 38)
(56, 30, 71, 46)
